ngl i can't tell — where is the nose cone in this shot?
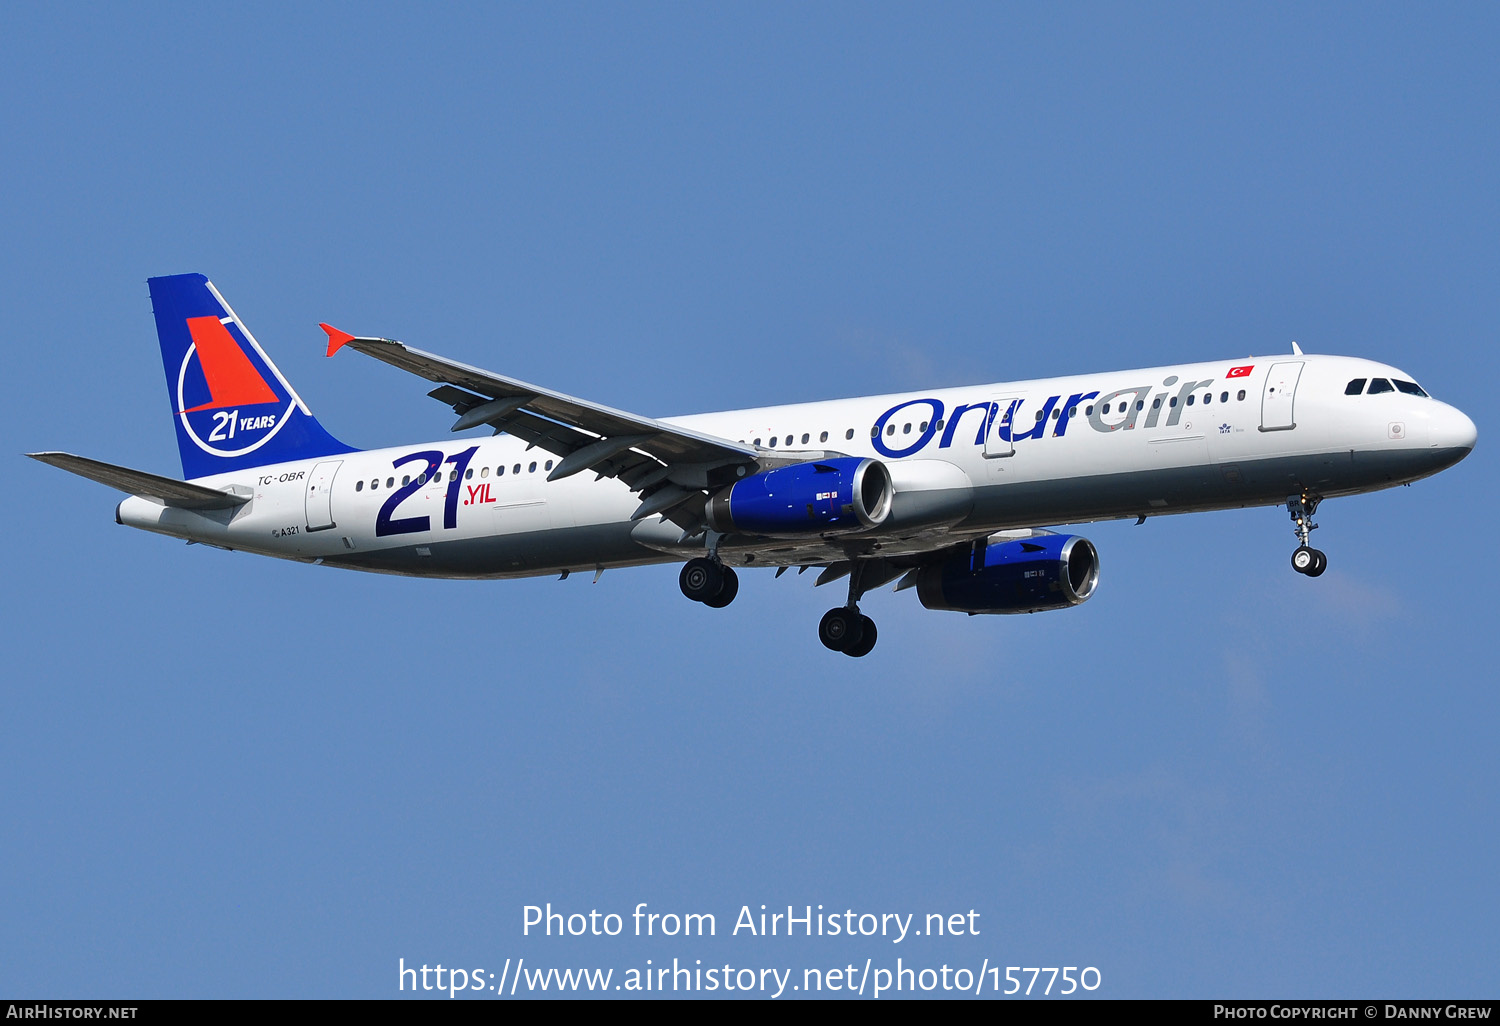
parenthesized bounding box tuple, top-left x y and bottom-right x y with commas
(1434, 404, 1478, 454)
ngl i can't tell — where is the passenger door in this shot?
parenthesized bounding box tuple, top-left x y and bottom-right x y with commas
(304, 460, 342, 531)
(1260, 362, 1304, 432)
(984, 396, 1024, 458)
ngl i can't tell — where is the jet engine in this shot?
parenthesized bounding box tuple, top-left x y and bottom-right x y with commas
(916, 533, 1099, 614)
(705, 457, 892, 537)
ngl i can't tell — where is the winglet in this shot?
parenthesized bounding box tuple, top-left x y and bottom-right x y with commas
(321, 323, 355, 357)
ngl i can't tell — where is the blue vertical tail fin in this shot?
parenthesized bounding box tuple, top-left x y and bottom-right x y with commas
(148, 273, 357, 480)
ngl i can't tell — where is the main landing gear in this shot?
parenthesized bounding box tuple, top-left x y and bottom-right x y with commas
(819, 560, 878, 658)
(819, 607, 877, 657)
(679, 556, 739, 608)
(1287, 491, 1327, 578)
(679, 552, 880, 657)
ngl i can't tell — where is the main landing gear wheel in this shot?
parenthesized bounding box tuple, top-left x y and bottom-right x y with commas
(702, 566, 739, 607)
(844, 615, 878, 657)
(818, 608, 862, 652)
(819, 608, 877, 657)
(679, 558, 738, 606)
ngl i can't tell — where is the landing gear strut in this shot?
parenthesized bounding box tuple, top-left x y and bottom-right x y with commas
(819, 560, 878, 657)
(1287, 491, 1327, 577)
(680, 557, 739, 607)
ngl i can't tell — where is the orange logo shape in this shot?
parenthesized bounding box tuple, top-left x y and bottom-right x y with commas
(180, 317, 279, 413)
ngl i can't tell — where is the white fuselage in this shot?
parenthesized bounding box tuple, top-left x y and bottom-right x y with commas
(116, 353, 1476, 578)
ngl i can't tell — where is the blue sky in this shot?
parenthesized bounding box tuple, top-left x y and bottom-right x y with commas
(2, 3, 1496, 998)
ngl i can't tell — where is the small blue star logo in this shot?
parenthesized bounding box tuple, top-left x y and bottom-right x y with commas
(1219, 423, 1231, 434)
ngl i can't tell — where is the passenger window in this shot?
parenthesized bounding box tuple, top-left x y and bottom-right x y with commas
(1035, 410, 1045, 421)
(785, 435, 793, 446)
(934, 419, 945, 430)
(1395, 379, 1428, 397)
(1345, 378, 1367, 395)
(1202, 394, 1210, 405)
(356, 480, 363, 492)
(846, 429, 855, 440)
(1220, 392, 1228, 403)
(768, 436, 777, 447)
(465, 468, 473, 479)
(529, 462, 537, 473)
(1137, 400, 1145, 411)
(1102, 403, 1110, 414)
(903, 423, 911, 434)
(820, 431, 828, 442)
(371, 479, 380, 490)
(545, 460, 553, 471)
(497, 466, 505, 476)
(920, 421, 928, 431)
(403, 475, 411, 486)
(801, 433, 809, 444)
(1152, 398, 1162, 409)
(1236, 390, 1245, 401)
(1051, 408, 1061, 419)
(1186, 395, 1194, 406)
(513, 464, 520, 474)
(1368, 378, 1394, 394)
(886, 424, 896, 436)
(1086, 406, 1093, 416)
(480, 466, 489, 478)
(754, 438, 761, 446)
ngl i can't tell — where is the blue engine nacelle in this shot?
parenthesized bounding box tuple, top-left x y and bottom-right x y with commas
(705, 457, 893, 537)
(916, 533, 1099, 614)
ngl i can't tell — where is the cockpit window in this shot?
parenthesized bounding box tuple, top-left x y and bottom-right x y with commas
(1367, 378, 1394, 394)
(1345, 378, 1367, 395)
(1394, 379, 1429, 397)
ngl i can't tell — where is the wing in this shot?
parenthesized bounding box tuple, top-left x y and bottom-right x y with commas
(323, 325, 821, 526)
(28, 452, 250, 510)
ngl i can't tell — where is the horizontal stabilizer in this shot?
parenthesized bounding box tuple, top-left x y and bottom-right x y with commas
(27, 452, 250, 510)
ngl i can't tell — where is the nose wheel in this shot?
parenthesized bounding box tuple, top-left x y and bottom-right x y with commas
(1287, 492, 1328, 577)
(1291, 545, 1327, 577)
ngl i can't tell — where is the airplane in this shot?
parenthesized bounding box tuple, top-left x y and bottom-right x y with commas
(29, 273, 1477, 656)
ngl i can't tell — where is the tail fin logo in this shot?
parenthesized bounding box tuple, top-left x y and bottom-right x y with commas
(150, 273, 356, 478)
(175, 314, 296, 459)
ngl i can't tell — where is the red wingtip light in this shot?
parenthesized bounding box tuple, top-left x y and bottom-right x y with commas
(320, 323, 355, 357)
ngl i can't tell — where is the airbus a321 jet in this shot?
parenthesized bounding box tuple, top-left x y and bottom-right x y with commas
(30, 274, 1477, 656)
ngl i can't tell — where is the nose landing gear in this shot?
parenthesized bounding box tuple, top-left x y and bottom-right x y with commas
(1287, 492, 1327, 577)
(1291, 545, 1327, 576)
